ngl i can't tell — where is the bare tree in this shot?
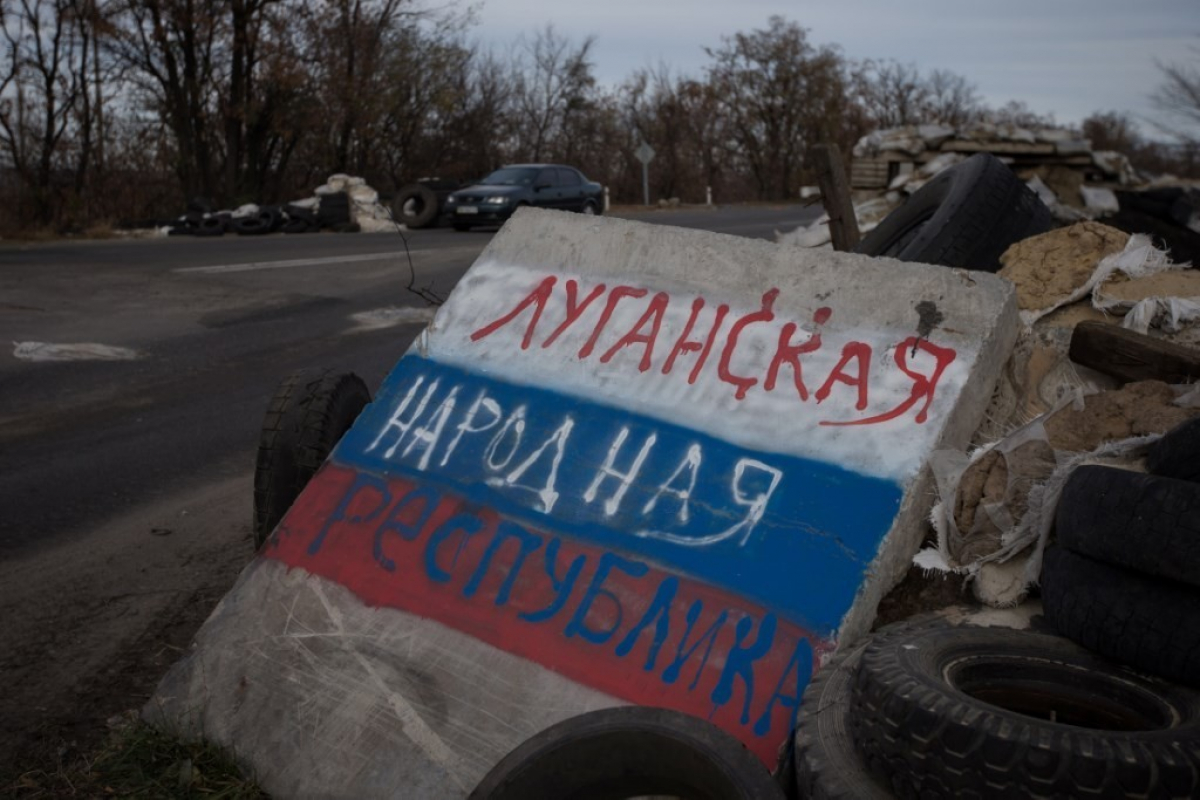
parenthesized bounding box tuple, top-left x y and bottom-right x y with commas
(925, 68, 981, 127)
(705, 16, 852, 199)
(0, 0, 90, 221)
(853, 60, 927, 128)
(109, 0, 222, 199)
(1151, 44, 1200, 144)
(510, 24, 596, 162)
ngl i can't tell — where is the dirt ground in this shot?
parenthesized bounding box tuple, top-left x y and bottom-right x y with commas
(0, 475, 255, 788)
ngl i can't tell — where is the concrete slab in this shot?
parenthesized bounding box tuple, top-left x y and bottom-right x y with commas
(146, 208, 1018, 798)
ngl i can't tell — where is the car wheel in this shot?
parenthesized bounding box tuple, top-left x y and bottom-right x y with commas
(850, 616, 1200, 798)
(253, 369, 371, 549)
(582, 200, 598, 216)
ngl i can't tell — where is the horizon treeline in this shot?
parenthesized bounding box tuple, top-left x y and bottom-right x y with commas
(1, 2, 1197, 234)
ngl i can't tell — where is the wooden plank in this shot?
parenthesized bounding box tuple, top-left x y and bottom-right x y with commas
(941, 140, 1056, 155)
(1069, 321, 1200, 384)
(850, 158, 888, 189)
(811, 143, 861, 251)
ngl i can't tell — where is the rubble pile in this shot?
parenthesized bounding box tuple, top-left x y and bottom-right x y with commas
(921, 224, 1200, 607)
(781, 122, 1199, 251)
(159, 173, 401, 237)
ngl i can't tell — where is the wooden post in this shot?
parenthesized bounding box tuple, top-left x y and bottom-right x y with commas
(811, 143, 861, 252)
(1069, 321, 1200, 384)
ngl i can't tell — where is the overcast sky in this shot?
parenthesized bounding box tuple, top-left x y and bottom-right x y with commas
(474, 0, 1199, 134)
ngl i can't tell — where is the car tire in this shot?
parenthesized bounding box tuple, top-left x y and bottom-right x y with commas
(394, 183, 439, 228)
(854, 152, 1053, 272)
(1147, 417, 1200, 483)
(794, 639, 892, 800)
(253, 369, 371, 549)
(1041, 546, 1200, 686)
(850, 615, 1200, 798)
(469, 706, 784, 800)
(582, 200, 599, 216)
(1056, 465, 1200, 588)
(233, 216, 269, 235)
(193, 216, 227, 237)
(283, 204, 317, 226)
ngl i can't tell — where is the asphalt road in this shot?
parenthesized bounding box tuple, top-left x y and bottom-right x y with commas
(0, 203, 819, 778)
(0, 204, 816, 557)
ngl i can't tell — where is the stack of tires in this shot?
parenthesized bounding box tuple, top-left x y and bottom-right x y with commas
(795, 615, 1200, 799)
(1042, 416, 1200, 687)
(795, 416, 1200, 799)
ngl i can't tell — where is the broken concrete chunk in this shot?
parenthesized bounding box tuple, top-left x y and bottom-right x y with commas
(146, 208, 1019, 798)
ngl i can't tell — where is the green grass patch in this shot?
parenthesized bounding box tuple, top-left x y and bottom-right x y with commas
(8, 716, 267, 799)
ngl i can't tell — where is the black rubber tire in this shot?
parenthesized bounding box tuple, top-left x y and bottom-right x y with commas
(582, 199, 600, 216)
(394, 183, 439, 228)
(1041, 546, 1200, 687)
(283, 204, 317, 225)
(849, 615, 1200, 799)
(317, 192, 351, 228)
(258, 205, 283, 233)
(282, 219, 315, 234)
(253, 369, 371, 548)
(232, 216, 268, 235)
(794, 639, 892, 800)
(469, 707, 784, 800)
(854, 152, 1053, 272)
(1056, 465, 1200, 588)
(193, 216, 227, 236)
(1148, 417, 1200, 483)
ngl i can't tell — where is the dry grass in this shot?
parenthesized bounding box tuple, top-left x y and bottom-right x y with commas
(6, 715, 267, 799)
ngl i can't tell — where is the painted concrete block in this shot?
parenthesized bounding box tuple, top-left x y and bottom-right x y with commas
(146, 208, 1018, 798)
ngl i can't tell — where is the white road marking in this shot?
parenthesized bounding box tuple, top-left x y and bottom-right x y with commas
(175, 247, 478, 275)
(12, 341, 143, 362)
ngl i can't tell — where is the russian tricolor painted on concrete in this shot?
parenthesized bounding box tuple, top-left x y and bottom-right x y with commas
(150, 209, 1018, 797)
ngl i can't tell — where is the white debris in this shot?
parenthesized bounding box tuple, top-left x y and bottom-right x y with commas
(347, 306, 438, 333)
(13, 341, 143, 362)
(1080, 186, 1119, 215)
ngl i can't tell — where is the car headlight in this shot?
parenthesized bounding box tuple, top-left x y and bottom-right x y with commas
(483, 196, 509, 205)
(444, 195, 457, 204)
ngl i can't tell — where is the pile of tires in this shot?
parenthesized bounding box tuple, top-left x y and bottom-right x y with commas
(1042, 416, 1200, 687)
(165, 192, 358, 237)
(795, 616, 1200, 799)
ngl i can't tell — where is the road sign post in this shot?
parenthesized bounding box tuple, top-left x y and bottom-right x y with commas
(635, 141, 656, 207)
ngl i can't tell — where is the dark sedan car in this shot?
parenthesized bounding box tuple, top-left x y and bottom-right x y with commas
(444, 164, 603, 230)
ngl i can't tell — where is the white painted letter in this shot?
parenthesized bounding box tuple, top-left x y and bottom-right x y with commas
(439, 391, 502, 467)
(584, 427, 657, 517)
(367, 376, 438, 459)
(489, 417, 575, 513)
(642, 443, 702, 523)
(485, 405, 528, 471)
(403, 386, 460, 470)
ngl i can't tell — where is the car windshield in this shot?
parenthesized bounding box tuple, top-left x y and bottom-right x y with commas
(479, 167, 540, 186)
